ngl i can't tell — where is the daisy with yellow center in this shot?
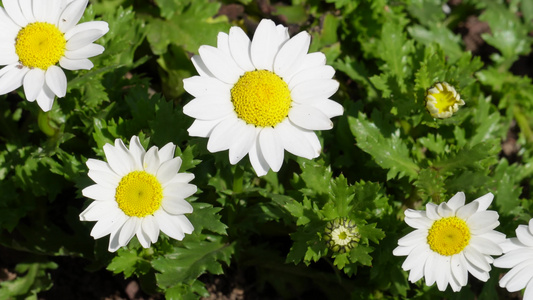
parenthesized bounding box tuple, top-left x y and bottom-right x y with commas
(425, 82, 465, 119)
(80, 136, 197, 252)
(183, 19, 343, 176)
(0, 0, 109, 111)
(393, 192, 505, 292)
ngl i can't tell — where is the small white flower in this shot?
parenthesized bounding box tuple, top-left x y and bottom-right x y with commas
(0, 0, 109, 111)
(183, 19, 343, 176)
(494, 219, 533, 300)
(80, 136, 197, 252)
(393, 192, 505, 292)
(425, 82, 464, 119)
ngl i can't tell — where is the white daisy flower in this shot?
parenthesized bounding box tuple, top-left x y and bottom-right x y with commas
(80, 136, 197, 252)
(0, 0, 109, 111)
(494, 219, 533, 299)
(393, 192, 505, 292)
(183, 19, 343, 176)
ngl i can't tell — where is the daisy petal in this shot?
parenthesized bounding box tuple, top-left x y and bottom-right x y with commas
(164, 183, 197, 199)
(3, 0, 28, 27)
(82, 184, 115, 201)
(79, 200, 117, 221)
(0, 67, 28, 95)
(274, 31, 310, 78)
(291, 79, 339, 104)
(154, 210, 185, 240)
(59, 0, 88, 33)
(182, 96, 234, 120)
(249, 141, 269, 176)
(19, 0, 35, 23)
(64, 20, 109, 40)
(259, 127, 284, 172)
(447, 192, 465, 210)
(158, 143, 176, 164)
(198, 45, 242, 84)
(275, 120, 318, 159)
(118, 217, 139, 247)
(228, 122, 257, 164)
(35, 84, 56, 111)
(250, 19, 279, 71)
(228, 26, 255, 72)
(127, 136, 145, 170)
(45, 66, 67, 97)
(188, 119, 221, 138)
(143, 147, 160, 175)
(207, 117, 239, 152)
(183, 76, 231, 98)
(59, 57, 94, 70)
(23, 68, 45, 101)
(64, 43, 105, 60)
(157, 157, 182, 184)
(474, 192, 494, 211)
(288, 105, 333, 130)
(103, 139, 134, 176)
(162, 197, 193, 215)
(142, 215, 160, 243)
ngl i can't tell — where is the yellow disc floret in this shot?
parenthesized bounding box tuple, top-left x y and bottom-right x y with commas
(231, 70, 291, 127)
(115, 171, 163, 217)
(425, 82, 465, 119)
(427, 216, 471, 256)
(15, 22, 66, 70)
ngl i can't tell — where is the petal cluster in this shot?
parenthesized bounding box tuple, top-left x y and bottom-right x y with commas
(0, 0, 108, 111)
(183, 19, 343, 176)
(494, 219, 533, 300)
(80, 136, 197, 252)
(393, 192, 505, 292)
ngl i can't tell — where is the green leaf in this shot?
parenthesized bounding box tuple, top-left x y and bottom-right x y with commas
(0, 261, 57, 299)
(107, 249, 145, 278)
(152, 236, 234, 288)
(376, 19, 414, 92)
(479, 2, 532, 66)
(146, 0, 230, 55)
(188, 203, 227, 235)
(349, 114, 419, 180)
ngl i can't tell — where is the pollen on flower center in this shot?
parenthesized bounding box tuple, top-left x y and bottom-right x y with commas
(231, 70, 291, 127)
(115, 171, 163, 217)
(15, 22, 66, 70)
(427, 216, 471, 256)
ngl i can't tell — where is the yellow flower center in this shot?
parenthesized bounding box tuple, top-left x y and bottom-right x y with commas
(115, 171, 163, 217)
(231, 70, 291, 127)
(425, 82, 464, 119)
(15, 22, 66, 70)
(427, 216, 471, 256)
(338, 231, 348, 240)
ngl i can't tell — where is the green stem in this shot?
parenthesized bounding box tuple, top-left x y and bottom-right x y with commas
(232, 165, 243, 194)
(513, 105, 533, 144)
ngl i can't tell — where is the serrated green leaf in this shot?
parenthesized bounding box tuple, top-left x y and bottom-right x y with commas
(188, 203, 227, 235)
(107, 250, 143, 278)
(146, 0, 230, 55)
(349, 114, 419, 180)
(152, 236, 234, 288)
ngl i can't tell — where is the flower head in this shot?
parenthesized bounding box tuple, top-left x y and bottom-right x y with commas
(0, 0, 109, 111)
(183, 19, 343, 176)
(393, 192, 505, 292)
(494, 219, 533, 299)
(80, 136, 196, 252)
(324, 218, 360, 253)
(425, 82, 464, 119)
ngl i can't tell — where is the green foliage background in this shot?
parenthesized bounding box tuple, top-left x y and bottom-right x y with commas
(1, 0, 533, 299)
